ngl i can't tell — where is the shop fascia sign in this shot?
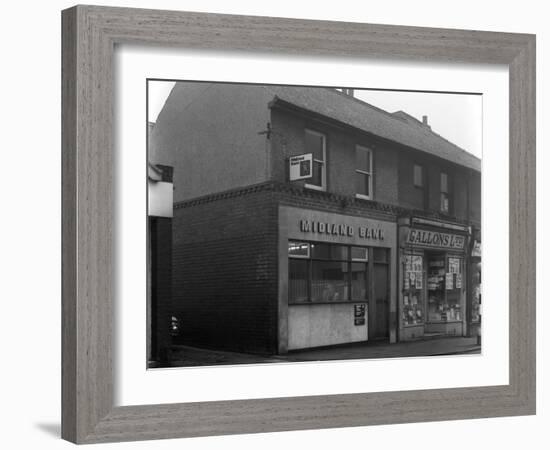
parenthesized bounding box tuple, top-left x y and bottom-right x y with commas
(405, 228, 465, 250)
(299, 219, 385, 240)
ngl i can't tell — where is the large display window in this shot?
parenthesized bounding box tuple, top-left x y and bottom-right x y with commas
(402, 253, 424, 326)
(401, 251, 466, 327)
(288, 241, 385, 304)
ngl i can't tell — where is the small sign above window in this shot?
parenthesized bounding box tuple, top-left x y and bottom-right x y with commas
(289, 153, 313, 181)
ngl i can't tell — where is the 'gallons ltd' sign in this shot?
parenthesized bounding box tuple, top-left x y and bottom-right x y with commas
(405, 228, 465, 250)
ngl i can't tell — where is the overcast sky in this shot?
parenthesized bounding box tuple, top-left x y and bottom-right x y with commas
(148, 81, 482, 159)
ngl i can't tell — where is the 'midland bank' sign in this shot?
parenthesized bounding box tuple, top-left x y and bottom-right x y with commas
(300, 219, 385, 240)
(405, 228, 466, 250)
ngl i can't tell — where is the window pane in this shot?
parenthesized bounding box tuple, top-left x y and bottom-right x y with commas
(356, 172, 370, 196)
(414, 164, 423, 187)
(351, 262, 368, 300)
(310, 243, 329, 259)
(351, 246, 368, 261)
(310, 160, 324, 187)
(305, 131, 324, 161)
(441, 172, 448, 193)
(311, 243, 348, 260)
(373, 248, 388, 263)
(356, 147, 371, 172)
(311, 261, 348, 302)
(289, 259, 309, 303)
(288, 241, 309, 258)
(440, 193, 449, 213)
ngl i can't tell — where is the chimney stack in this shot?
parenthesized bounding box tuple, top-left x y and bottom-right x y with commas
(422, 115, 428, 126)
(338, 88, 354, 97)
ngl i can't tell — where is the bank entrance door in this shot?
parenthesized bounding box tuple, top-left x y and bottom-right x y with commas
(369, 249, 390, 340)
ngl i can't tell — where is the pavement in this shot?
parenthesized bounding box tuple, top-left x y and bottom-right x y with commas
(160, 336, 481, 368)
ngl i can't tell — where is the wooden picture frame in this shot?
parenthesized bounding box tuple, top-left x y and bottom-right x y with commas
(61, 5, 536, 444)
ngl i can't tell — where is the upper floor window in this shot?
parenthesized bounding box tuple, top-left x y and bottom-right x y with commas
(413, 164, 424, 187)
(356, 145, 373, 199)
(304, 129, 326, 191)
(440, 172, 450, 213)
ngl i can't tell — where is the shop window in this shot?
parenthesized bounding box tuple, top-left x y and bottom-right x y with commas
(351, 246, 368, 261)
(304, 129, 326, 191)
(402, 254, 425, 326)
(289, 259, 309, 303)
(288, 241, 379, 304)
(355, 145, 373, 199)
(373, 247, 388, 263)
(311, 260, 348, 302)
(351, 262, 368, 300)
(311, 243, 348, 260)
(440, 172, 450, 213)
(471, 261, 482, 323)
(444, 256, 463, 321)
(413, 164, 423, 187)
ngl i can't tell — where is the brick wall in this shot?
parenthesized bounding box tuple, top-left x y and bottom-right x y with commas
(269, 105, 484, 221)
(469, 171, 482, 224)
(397, 150, 481, 224)
(150, 82, 272, 202)
(171, 187, 279, 354)
(453, 167, 469, 220)
(398, 152, 427, 210)
(269, 107, 399, 205)
(149, 217, 173, 363)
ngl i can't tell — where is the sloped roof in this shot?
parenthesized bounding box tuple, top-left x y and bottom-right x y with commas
(264, 86, 481, 172)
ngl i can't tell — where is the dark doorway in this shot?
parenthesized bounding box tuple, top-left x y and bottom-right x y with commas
(368, 247, 390, 341)
(373, 263, 390, 339)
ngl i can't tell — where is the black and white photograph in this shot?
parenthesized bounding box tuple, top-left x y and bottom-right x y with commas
(147, 80, 482, 369)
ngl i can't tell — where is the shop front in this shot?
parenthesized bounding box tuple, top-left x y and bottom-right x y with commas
(468, 230, 482, 338)
(278, 206, 397, 353)
(398, 217, 471, 341)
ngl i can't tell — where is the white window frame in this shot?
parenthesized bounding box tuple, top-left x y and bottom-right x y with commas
(304, 129, 327, 191)
(351, 246, 369, 262)
(355, 145, 374, 200)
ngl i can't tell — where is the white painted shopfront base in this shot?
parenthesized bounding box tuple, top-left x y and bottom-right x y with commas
(288, 303, 368, 350)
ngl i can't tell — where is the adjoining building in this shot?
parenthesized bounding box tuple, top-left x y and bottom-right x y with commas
(149, 82, 482, 356)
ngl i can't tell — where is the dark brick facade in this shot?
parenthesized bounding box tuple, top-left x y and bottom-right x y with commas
(171, 187, 279, 354)
(270, 103, 480, 225)
(149, 217, 173, 363)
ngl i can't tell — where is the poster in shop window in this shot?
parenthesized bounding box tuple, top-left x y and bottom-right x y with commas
(456, 273, 463, 289)
(445, 272, 454, 290)
(448, 258, 461, 274)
